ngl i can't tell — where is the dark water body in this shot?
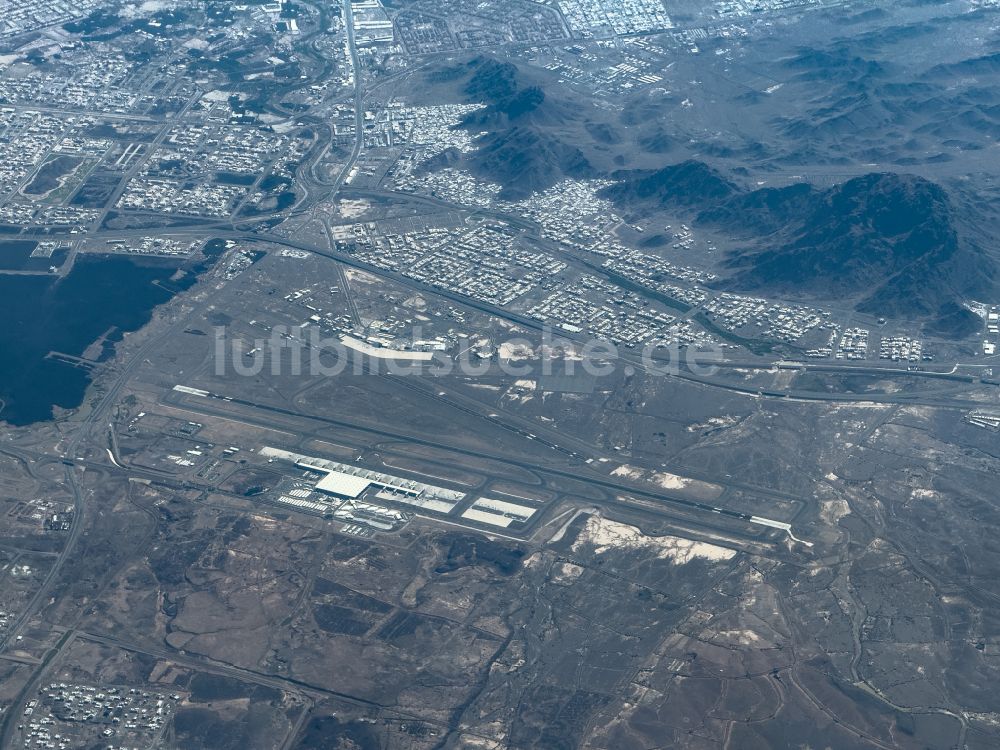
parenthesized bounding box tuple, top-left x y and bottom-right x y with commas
(0, 253, 204, 426)
(0, 240, 69, 272)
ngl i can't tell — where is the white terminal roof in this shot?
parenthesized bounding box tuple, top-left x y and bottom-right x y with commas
(315, 470, 372, 498)
(474, 497, 536, 519)
(462, 508, 513, 528)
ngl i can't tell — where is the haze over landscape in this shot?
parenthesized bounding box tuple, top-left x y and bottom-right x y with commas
(0, 0, 999, 748)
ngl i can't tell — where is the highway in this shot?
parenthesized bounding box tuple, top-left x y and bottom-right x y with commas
(208, 226, 1000, 409)
(3, 6, 991, 749)
(26, 191, 995, 410)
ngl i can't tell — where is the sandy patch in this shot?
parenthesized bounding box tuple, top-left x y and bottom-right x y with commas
(611, 464, 644, 480)
(344, 268, 380, 284)
(572, 516, 736, 564)
(652, 471, 692, 490)
(715, 628, 766, 646)
(611, 464, 720, 498)
(820, 498, 851, 525)
(688, 415, 741, 432)
(551, 562, 585, 584)
(499, 342, 534, 360)
(338, 198, 371, 218)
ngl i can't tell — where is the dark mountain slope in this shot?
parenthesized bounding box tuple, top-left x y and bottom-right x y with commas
(599, 160, 737, 210)
(419, 57, 598, 199)
(722, 174, 954, 291)
(601, 162, 993, 335)
(923, 51, 1000, 80)
(462, 58, 519, 102)
(467, 127, 595, 200)
(698, 182, 817, 236)
(722, 173, 992, 335)
(725, 175, 986, 323)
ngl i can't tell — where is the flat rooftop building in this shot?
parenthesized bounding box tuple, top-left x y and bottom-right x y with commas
(314, 470, 372, 498)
